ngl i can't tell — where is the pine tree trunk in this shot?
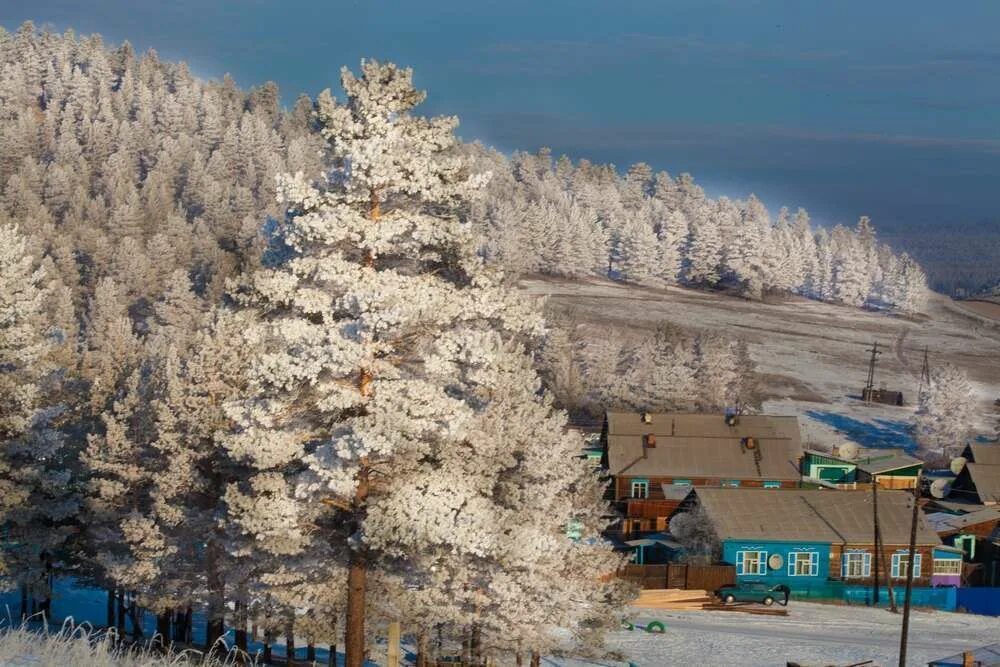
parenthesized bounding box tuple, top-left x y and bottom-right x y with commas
(156, 611, 171, 648)
(106, 588, 115, 628)
(116, 589, 126, 635)
(515, 652, 523, 667)
(263, 628, 273, 664)
(20, 584, 28, 621)
(184, 606, 193, 644)
(235, 600, 248, 653)
(173, 608, 187, 643)
(128, 594, 144, 640)
(530, 651, 541, 667)
(344, 467, 370, 667)
(285, 621, 296, 666)
(306, 641, 316, 662)
(206, 536, 225, 649)
(416, 632, 428, 667)
(470, 623, 482, 666)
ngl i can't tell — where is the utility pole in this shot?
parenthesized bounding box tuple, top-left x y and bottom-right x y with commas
(917, 347, 931, 398)
(898, 476, 921, 667)
(872, 482, 879, 607)
(864, 341, 882, 402)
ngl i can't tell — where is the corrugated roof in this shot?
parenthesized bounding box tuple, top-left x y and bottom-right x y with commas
(693, 488, 940, 546)
(925, 507, 1000, 535)
(855, 451, 923, 474)
(606, 412, 802, 480)
(966, 463, 1000, 503)
(969, 443, 1000, 466)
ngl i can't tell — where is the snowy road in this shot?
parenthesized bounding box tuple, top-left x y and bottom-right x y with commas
(547, 602, 1000, 667)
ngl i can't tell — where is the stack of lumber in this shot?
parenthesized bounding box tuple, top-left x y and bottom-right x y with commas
(702, 602, 789, 616)
(634, 588, 713, 610)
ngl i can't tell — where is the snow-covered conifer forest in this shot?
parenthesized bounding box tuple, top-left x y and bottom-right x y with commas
(0, 21, 949, 665)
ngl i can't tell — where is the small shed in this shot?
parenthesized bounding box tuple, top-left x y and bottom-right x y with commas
(951, 444, 1000, 505)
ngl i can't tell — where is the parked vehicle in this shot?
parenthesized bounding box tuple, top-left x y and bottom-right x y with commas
(715, 581, 790, 606)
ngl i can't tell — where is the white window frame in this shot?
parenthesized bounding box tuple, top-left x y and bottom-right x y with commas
(891, 552, 922, 579)
(933, 558, 961, 576)
(736, 550, 767, 576)
(630, 480, 649, 499)
(843, 552, 871, 578)
(788, 551, 819, 577)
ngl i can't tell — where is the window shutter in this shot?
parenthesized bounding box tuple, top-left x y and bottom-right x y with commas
(891, 555, 899, 579)
(841, 553, 847, 577)
(811, 552, 818, 576)
(788, 554, 795, 576)
(736, 551, 744, 575)
(863, 553, 872, 577)
(914, 554, 922, 577)
(759, 552, 767, 575)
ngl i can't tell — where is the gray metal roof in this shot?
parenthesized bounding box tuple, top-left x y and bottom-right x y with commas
(854, 451, 924, 475)
(929, 643, 1000, 667)
(606, 412, 802, 480)
(969, 443, 1000, 466)
(693, 487, 940, 546)
(966, 463, 1000, 504)
(925, 507, 1000, 534)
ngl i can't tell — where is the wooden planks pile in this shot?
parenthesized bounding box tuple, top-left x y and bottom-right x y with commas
(634, 588, 713, 610)
(702, 602, 789, 616)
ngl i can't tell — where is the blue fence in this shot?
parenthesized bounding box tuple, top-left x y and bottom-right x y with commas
(956, 588, 1000, 616)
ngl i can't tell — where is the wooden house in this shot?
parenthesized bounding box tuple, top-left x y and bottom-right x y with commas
(602, 411, 803, 536)
(688, 488, 958, 589)
(801, 447, 923, 490)
(951, 443, 1000, 506)
(926, 505, 1000, 586)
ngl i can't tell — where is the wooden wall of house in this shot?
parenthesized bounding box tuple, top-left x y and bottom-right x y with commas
(613, 476, 799, 501)
(829, 543, 935, 586)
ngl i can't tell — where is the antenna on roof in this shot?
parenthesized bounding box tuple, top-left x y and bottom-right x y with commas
(838, 442, 860, 461)
(949, 456, 967, 475)
(929, 478, 951, 499)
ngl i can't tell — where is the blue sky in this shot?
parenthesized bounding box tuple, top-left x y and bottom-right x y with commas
(3, 0, 998, 233)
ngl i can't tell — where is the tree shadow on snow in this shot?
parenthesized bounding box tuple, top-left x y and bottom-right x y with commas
(804, 411, 918, 452)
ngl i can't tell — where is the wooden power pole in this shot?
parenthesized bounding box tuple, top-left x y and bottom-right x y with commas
(898, 477, 921, 667)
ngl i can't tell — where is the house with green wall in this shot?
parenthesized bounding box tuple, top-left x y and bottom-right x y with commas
(801, 446, 923, 490)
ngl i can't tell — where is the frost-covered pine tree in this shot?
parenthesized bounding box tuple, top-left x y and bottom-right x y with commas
(220, 61, 617, 666)
(685, 203, 722, 285)
(616, 210, 659, 286)
(0, 224, 74, 596)
(914, 363, 975, 456)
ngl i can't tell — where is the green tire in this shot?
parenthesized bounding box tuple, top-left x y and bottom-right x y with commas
(646, 621, 666, 633)
(622, 621, 634, 631)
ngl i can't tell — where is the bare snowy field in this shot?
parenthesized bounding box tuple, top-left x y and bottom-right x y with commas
(549, 602, 1000, 667)
(523, 277, 1000, 444)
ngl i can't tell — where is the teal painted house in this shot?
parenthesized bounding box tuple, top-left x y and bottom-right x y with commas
(686, 487, 950, 591)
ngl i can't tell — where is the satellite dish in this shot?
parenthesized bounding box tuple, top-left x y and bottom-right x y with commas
(838, 442, 860, 461)
(930, 478, 952, 499)
(768, 553, 784, 570)
(950, 457, 968, 475)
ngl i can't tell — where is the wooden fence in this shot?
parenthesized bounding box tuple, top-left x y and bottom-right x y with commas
(619, 564, 735, 591)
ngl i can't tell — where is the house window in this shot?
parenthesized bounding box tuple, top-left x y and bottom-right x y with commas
(630, 480, 649, 498)
(933, 559, 961, 576)
(672, 479, 692, 486)
(843, 552, 871, 578)
(736, 550, 767, 575)
(721, 480, 741, 488)
(891, 552, 922, 579)
(788, 552, 819, 576)
(763, 481, 781, 489)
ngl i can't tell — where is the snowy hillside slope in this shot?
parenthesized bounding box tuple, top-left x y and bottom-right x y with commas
(523, 276, 1000, 446)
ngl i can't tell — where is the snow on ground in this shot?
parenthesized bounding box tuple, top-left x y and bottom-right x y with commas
(523, 276, 1000, 438)
(548, 602, 1000, 667)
